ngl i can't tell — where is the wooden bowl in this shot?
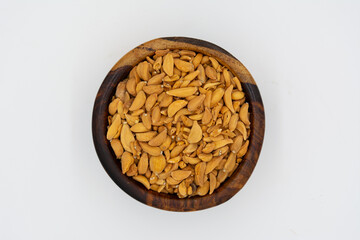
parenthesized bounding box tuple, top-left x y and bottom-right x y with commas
(92, 37, 265, 211)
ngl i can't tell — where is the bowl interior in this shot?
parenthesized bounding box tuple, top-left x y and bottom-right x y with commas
(92, 37, 265, 211)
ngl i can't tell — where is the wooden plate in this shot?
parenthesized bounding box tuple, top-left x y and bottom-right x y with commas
(92, 37, 265, 211)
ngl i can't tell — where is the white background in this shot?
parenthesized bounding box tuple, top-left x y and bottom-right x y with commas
(1, 0, 359, 239)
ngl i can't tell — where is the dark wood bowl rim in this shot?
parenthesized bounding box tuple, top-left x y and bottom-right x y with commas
(92, 37, 265, 212)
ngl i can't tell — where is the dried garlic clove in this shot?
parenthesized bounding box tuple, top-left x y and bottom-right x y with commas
(149, 155, 166, 174)
(163, 53, 174, 76)
(138, 142, 162, 156)
(133, 175, 150, 189)
(197, 181, 210, 196)
(148, 129, 167, 147)
(224, 152, 236, 173)
(108, 98, 120, 115)
(187, 94, 205, 111)
(129, 90, 146, 111)
(166, 87, 197, 98)
(224, 85, 235, 113)
(230, 135, 243, 154)
(107, 114, 121, 140)
(135, 131, 157, 142)
(121, 151, 134, 174)
(120, 123, 135, 152)
(143, 85, 163, 95)
(130, 123, 149, 133)
(174, 59, 194, 72)
(110, 139, 123, 159)
(167, 100, 188, 117)
(171, 170, 192, 181)
(239, 103, 250, 125)
(210, 88, 225, 107)
(137, 61, 151, 81)
(209, 173, 216, 194)
(147, 72, 165, 85)
(138, 152, 149, 175)
(187, 121, 202, 143)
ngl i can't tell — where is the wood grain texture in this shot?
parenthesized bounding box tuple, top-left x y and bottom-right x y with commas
(92, 37, 265, 211)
